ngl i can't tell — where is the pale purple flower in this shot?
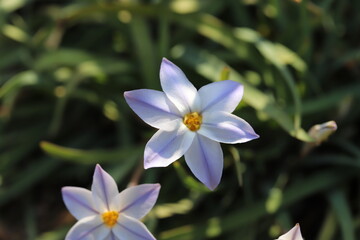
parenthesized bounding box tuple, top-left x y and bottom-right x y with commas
(124, 58, 258, 190)
(276, 224, 303, 240)
(62, 164, 160, 240)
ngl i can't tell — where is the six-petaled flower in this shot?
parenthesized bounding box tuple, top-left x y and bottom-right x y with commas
(62, 164, 160, 240)
(124, 58, 259, 190)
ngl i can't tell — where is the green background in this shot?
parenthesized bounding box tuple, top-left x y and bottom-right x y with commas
(0, 0, 360, 239)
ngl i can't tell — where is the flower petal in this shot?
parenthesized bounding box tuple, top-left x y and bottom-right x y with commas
(277, 224, 303, 240)
(144, 126, 195, 168)
(65, 215, 110, 240)
(62, 187, 98, 220)
(160, 58, 200, 114)
(124, 89, 182, 131)
(184, 134, 223, 190)
(113, 215, 155, 240)
(104, 231, 118, 240)
(91, 164, 119, 212)
(198, 80, 244, 113)
(104, 232, 117, 240)
(113, 184, 160, 219)
(198, 111, 259, 144)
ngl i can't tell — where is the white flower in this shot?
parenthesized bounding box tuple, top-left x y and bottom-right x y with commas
(62, 164, 160, 240)
(276, 224, 303, 240)
(124, 58, 259, 190)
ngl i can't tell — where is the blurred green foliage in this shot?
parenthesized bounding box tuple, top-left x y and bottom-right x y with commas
(1, 0, 360, 239)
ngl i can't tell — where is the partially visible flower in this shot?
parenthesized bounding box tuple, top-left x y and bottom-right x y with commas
(276, 224, 303, 240)
(124, 58, 259, 190)
(301, 120, 337, 157)
(62, 164, 160, 240)
(308, 120, 337, 145)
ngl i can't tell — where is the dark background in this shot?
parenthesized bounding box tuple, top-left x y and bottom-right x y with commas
(1, 0, 360, 239)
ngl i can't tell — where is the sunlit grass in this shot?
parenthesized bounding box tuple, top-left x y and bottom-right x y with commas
(1, 0, 360, 239)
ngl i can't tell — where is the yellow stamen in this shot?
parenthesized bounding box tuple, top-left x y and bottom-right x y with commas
(183, 112, 202, 131)
(102, 211, 119, 228)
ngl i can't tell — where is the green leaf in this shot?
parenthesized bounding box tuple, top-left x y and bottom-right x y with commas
(0, 71, 39, 98)
(317, 210, 337, 240)
(40, 141, 141, 165)
(129, 16, 159, 88)
(0, 0, 30, 13)
(34, 49, 93, 70)
(152, 198, 195, 219)
(299, 83, 360, 115)
(328, 190, 355, 240)
(35, 227, 68, 240)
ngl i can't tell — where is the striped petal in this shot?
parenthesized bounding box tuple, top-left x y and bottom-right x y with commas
(62, 187, 98, 220)
(124, 89, 182, 131)
(65, 215, 110, 240)
(198, 111, 259, 144)
(114, 184, 160, 219)
(104, 231, 118, 240)
(160, 58, 200, 114)
(113, 215, 155, 240)
(91, 164, 119, 212)
(144, 126, 195, 168)
(104, 232, 118, 240)
(184, 134, 223, 190)
(198, 80, 244, 113)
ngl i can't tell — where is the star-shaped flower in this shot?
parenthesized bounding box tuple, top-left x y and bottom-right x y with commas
(124, 58, 259, 190)
(276, 224, 303, 240)
(62, 164, 160, 240)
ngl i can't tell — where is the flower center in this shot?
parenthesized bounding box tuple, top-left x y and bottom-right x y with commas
(102, 211, 119, 228)
(183, 112, 202, 131)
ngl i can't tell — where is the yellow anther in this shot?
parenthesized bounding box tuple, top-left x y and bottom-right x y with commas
(183, 112, 202, 131)
(102, 211, 119, 228)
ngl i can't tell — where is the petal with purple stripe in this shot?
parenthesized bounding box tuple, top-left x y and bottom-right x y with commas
(198, 111, 259, 144)
(144, 126, 195, 169)
(184, 134, 223, 190)
(124, 89, 182, 131)
(91, 164, 119, 212)
(62, 187, 98, 220)
(198, 80, 244, 113)
(160, 58, 200, 114)
(113, 215, 155, 240)
(114, 184, 160, 219)
(104, 232, 118, 240)
(65, 215, 109, 240)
